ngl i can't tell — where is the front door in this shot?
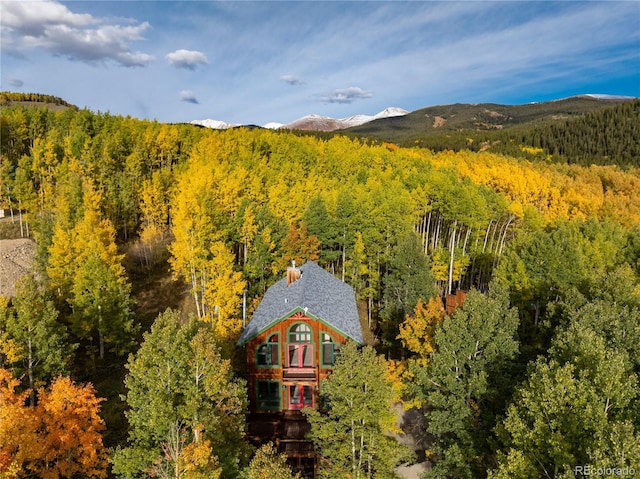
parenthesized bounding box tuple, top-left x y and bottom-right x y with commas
(288, 384, 314, 409)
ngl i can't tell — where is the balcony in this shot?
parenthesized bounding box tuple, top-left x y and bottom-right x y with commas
(285, 344, 315, 380)
(283, 367, 316, 380)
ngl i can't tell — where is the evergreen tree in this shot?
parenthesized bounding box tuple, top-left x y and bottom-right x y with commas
(303, 195, 340, 269)
(381, 232, 437, 352)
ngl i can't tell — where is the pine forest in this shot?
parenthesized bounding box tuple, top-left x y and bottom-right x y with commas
(1, 95, 639, 478)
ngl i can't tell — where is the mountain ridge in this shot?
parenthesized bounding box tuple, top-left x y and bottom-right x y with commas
(341, 95, 637, 142)
(190, 95, 635, 133)
(191, 107, 409, 132)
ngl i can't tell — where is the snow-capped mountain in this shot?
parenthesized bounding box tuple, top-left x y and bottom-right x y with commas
(190, 119, 237, 129)
(281, 107, 409, 131)
(191, 107, 409, 132)
(263, 122, 285, 130)
(582, 94, 636, 101)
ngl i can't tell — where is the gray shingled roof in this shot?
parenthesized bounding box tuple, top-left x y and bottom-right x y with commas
(237, 261, 363, 345)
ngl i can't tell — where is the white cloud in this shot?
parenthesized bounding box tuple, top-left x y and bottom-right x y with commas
(280, 74, 303, 85)
(179, 90, 199, 104)
(0, 0, 154, 67)
(320, 87, 374, 104)
(166, 49, 209, 70)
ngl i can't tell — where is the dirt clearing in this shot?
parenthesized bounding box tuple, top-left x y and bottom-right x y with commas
(0, 238, 36, 297)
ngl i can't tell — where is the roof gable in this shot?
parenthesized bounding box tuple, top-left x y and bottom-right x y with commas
(237, 261, 363, 345)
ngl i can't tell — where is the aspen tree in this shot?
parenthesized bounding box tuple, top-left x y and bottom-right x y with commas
(304, 342, 410, 479)
(114, 312, 248, 479)
(1, 275, 72, 405)
(47, 182, 134, 359)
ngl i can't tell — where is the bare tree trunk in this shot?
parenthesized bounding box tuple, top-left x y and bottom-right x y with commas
(425, 211, 432, 254)
(28, 337, 35, 406)
(18, 200, 24, 237)
(434, 215, 441, 250)
(342, 230, 346, 282)
(462, 227, 471, 257)
(498, 215, 514, 257)
(98, 306, 104, 359)
(482, 220, 493, 253)
(489, 218, 499, 253)
(191, 267, 202, 318)
(448, 221, 457, 295)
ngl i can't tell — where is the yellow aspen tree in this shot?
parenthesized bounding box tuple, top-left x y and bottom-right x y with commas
(138, 170, 173, 267)
(48, 181, 134, 359)
(239, 203, 258, 266)
(169, 151, 245, 319)
(71, 186, 133, 358)
(398, 298, 446, 364)
(169, 179, 214, 318)
(47, 223, 76, 299)
(202, 241, 246, 344)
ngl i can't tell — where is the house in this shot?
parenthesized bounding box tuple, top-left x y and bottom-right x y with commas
(237, 260, 363, 476)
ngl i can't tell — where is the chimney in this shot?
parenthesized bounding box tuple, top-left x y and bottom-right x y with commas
(286, 260, 301, 285)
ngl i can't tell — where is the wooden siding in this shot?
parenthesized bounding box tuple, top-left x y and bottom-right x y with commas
(245, 311, 350, 413)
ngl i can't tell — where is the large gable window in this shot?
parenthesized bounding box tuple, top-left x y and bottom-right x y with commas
(288, 323, 313, 368)
(257, 334, 279, 367)
(321, 332, 341, 367)
(289, 323, 311, 343)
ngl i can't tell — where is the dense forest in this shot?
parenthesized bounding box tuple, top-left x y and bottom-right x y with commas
(343, 98, 640, 168)
(1, 94, 639, 478)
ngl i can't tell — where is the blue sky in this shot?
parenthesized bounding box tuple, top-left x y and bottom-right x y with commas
(1, 1, 638, 126)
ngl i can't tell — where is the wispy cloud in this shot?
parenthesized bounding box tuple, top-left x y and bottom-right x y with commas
(280, 74, 304, 86)
(166, 49, 208, 70)
(321, 87, 374, 104)
(2, 1, 635, 125)
(6, 78, 24, 88)
(0, 0, 154, 67)
(179, 90, 199, 104)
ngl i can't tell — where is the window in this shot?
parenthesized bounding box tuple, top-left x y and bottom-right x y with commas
(257, 334, 279, 366)
(289, 323, 311, 343)
(288, 384, 313, 410)
(257, 380, 280, 411)
(321, 333, 341, 367)
(288, 344, 313, 368)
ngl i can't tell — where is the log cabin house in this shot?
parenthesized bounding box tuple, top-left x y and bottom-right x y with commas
(237, 260, 363, 476)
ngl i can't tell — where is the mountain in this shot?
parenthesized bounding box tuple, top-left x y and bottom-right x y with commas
(190, 118, 237, 129)
(341, 95, 636, 144)
(331, 95, 638, 167)
(191, 107, 409, 132)
(280, 106, 409, 131)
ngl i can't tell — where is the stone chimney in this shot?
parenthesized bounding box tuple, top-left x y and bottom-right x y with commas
(286, 260, 301, 285)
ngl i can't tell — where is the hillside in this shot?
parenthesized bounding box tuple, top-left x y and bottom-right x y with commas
(344, 96, 631, 139)
(340, 96, 639, 166)
(4, 91, 637, 166)
(0, 92, 77, 112)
